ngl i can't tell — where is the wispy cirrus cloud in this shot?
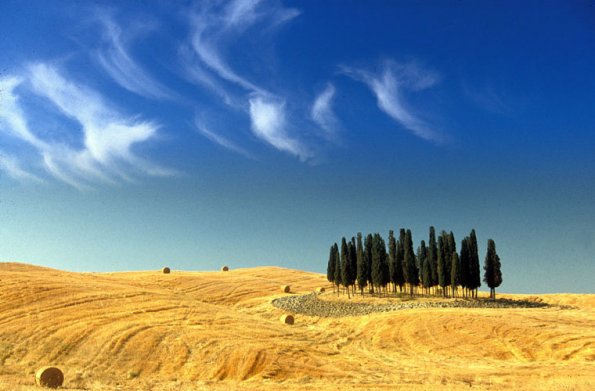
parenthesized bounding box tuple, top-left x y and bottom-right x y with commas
(0, 64, 172, 189)
(194, 118, 254, 159)
(249, 95, 310, 161)
(0, 151, 42, 183)
(96, 15, 173, 100)
(188, 0, 299, 95)
(342, 60, 444, 143)
(311, 83, 339, 141)
(463, 81, 512, 115)
(183, 0, 314, 160)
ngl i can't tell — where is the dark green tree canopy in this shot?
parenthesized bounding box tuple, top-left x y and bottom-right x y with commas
(356, 233, 367, 291)
(483, 239, 502, 291)
(327, 243, 337, 284)
(325, 228, 498, 300)
(428, 226, 438, 287)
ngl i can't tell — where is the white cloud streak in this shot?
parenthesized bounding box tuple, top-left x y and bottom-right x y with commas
(184, 0, 311, 159)
(0, 152, 42, 183)
(0, 65, 172, 188)
(249, 95, 310, 161)
(311, 83, 339, 141)
(188, 0, 299, 95)
(194, 119, 253, 159)
(342, 61, 443, 143)
(96, 16, 172, 100)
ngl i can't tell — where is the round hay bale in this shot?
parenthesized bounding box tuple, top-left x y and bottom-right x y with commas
(161, 267, 170, 274)
(280, 314, 294, 325)
(281, 285, 290, 293)
(221, 265, 229, 272)
(315, 287, 325, 293)
(35, 366, 63, 388)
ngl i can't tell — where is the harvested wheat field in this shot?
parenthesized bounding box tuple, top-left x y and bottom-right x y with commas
(0, 262, 593, 390)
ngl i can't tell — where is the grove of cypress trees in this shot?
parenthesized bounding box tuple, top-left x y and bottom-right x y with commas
(451, 252, 460, 297)
(327, 244, 337, 292)
(356, 233, 367, 295)
(483, 239, 502, 299)
(325, 228, 494, 301)
(388, 230, 397, 293)
(428, 226, 438, 293)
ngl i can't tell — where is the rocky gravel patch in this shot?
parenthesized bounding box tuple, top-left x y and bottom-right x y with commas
(272, 292, 550, 318)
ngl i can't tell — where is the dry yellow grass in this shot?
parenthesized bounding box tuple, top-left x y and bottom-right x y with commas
(0, 262, 593, 390)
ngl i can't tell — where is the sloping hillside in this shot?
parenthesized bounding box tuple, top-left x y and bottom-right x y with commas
(0, 263, 593, 390)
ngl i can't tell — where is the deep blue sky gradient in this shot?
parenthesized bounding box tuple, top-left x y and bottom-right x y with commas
(0, 1, 594, 293)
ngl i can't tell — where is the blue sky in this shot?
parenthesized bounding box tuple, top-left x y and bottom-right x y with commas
(0, 1, 593, 293)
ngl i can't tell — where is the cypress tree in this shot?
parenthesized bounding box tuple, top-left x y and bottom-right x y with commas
(395, 229, 406, 293)
(428, 226, 438, 292)
(437, 233, 447, 297)
(356, 233, 367, 295)
(370, 234, 382, 295)
(388, 230, 397, 293)
(333, 243, 341, 295)
(327, 243, 337, 292)
(347, 239, 357, 295)
(340, 238, 349, 296)
(403, 229, 417, 297)
(377, 234, 389, 294)
(442, 231, 455, 290)
(468, 229, 481, 298)
(459, 238, 471, 297)
(483, 239, 502, 299)
(448, 232, 459, 296)
(418, 240, 430, 294)
(364, 233, 374, 293)
(451, 252, 460, 297)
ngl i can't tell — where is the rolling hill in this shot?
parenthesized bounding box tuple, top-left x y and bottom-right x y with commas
(0, 262, 593, 390)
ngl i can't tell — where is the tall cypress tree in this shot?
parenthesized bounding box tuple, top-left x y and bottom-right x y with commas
(403, 229, 417, 297)
(442, 231, 455, 290)
(483, 239, 502, 299)
(356, 233, 367, 295)
(364, 233, 374, 293)
(468, 229, 481, 298)
(327, 243, 337, 291)
(459, 238, 471, 297)
(418, 240, 430, 294)
(333, 243, 341, 295)
(388, 230, 397, 293)
(428, 226, 438, 292)
(395, 229, 406, 293)
(340, 238, 349, 296)
(347, 239, 357, 295)
(437, 233, 447, 297)
(451, 252, 460, 297)
(370, 234, 382, 295)
(377, 234, 389, 294)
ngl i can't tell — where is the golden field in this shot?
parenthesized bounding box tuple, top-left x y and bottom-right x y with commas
(0, 262, 593, 390)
